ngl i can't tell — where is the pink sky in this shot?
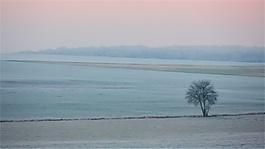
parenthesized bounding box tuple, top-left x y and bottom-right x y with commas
(1, 0, 264, 53)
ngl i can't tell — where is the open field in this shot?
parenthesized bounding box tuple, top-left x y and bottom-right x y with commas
(1, 59, 264, 120)
(1, 58, 264, 148)
(4, 60, 265, 77)
(1, 114, 264, 148)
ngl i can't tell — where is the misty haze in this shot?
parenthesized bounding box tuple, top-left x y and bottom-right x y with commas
(1, 0, 264, 148)
(22, 45, 264, 62)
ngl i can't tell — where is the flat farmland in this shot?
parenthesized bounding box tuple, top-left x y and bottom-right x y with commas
(6, 60, 265, 77)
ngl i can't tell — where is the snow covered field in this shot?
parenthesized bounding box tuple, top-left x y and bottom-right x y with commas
(1, 54, 264, 148)
(1, 56, 264, 120)
(1, 114, 264, 148)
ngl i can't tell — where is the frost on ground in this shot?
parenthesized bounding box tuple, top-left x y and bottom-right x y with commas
(1, 115, 264, 148)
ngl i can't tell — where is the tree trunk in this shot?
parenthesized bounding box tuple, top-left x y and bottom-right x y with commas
(202, 109, 208, 117)
(201, 100, 209, 117)
(199, 102, 204, 117)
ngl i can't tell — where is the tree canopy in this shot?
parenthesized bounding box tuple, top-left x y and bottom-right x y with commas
(186, 80, 218, 117)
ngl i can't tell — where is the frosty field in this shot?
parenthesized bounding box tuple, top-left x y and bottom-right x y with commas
(1, 115, 264, 148)
(1, 54, 264, 120)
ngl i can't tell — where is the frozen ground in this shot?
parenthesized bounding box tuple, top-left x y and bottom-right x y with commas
(1, 114, 264, 148)
(1, 60, 264, 120)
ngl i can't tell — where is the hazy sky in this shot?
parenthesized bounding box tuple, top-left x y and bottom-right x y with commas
(1, 0, 264, 53)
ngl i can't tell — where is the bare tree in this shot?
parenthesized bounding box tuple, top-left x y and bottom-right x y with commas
(186, 80, 218, 117)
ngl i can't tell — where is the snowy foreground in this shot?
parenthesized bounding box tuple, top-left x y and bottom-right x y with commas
(1, 114, 264, 148)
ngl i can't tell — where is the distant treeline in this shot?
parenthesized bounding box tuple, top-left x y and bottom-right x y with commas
(22, 45, 265, 62)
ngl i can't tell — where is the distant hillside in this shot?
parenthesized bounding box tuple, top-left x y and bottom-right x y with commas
(21, 45, 265, 62)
